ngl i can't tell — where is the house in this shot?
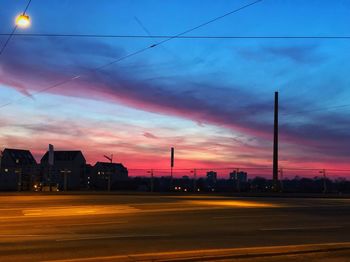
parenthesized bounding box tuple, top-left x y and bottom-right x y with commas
(91, 162, 128, 190)
(41, 150, 86, 190)
(0, 148, 38, 191)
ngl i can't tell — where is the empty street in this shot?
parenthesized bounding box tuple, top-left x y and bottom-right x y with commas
(1, 193, 350, 261)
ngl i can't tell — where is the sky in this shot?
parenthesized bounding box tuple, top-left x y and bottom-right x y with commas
(0, 0, 349, 174)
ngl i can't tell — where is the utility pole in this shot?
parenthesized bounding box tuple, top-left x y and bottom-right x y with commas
(170, 147, 174, 190)
(278, 168, 284, 192)
(48, 144, 54, 192)
(273, 91, 279, 191)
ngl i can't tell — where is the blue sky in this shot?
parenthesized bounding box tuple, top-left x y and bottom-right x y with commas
(0, 0, 349, 172)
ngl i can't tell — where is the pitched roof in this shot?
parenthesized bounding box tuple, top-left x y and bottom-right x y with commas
(2, 148, 37, 165)
(41, 151, 85, 162)
(94, 162, 127, 170)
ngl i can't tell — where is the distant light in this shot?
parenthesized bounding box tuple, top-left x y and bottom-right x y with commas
(16, 14, 30, 28)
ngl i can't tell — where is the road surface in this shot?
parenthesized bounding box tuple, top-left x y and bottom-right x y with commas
(0, 193, 350, 261)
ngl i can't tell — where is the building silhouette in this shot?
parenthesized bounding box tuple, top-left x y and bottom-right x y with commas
(41, 150, 86, 190)
(91, 162, 128, 190)
(0, 148, 38, 191)
(229, 170, 248, 183)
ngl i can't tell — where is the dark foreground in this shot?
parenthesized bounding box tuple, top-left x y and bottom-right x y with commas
(1, 193, 350, 261)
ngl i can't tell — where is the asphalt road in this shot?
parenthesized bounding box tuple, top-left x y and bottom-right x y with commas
(1, 193, 350, 261)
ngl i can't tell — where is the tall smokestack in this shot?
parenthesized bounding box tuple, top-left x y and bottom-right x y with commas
(273, 91, 279, 189)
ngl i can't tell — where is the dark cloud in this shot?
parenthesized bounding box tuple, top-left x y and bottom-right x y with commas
(238, 44, 325, 65)
(143, 132, 159, 139)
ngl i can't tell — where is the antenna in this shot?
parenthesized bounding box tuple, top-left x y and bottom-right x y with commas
(103, 154, 113, 163)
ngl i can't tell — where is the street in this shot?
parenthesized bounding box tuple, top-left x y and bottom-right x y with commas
(1, 193, 350, 261)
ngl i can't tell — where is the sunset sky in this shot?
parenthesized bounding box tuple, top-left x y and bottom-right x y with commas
(0, 0, 349, 172)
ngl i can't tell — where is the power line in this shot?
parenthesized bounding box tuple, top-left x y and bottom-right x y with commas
(0, 0, 32, 58)
(127, 167, 350, 172)
(2, 33, 350, 39)
(0, 0, 262, 109)
(281, 104, 350, 117)
(0, 27, 17, 57)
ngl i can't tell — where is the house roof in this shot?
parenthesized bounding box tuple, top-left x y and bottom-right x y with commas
(94, 162, 127, 170)
(2, 148, 37, 165)
(41, 151, 85, 162)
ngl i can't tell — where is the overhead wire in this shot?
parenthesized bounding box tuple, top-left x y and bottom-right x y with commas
(1, 33, 350, 39)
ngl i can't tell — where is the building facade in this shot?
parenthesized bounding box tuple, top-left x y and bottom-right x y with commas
(0, 148, 38, 191)
(41, 151, 86, 190)
(91, 162, 128, 190)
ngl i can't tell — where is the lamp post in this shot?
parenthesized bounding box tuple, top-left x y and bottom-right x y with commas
(319, 169, 327, 194)
(15, 168, 22, 192)
(190, 169, 197, 192)
(103, 154, 113, 191)
(147, 170, 154, 192)
(60, 169, 71, 191)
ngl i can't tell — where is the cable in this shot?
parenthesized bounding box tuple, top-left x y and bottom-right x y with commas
(0, 0, 32, 58)
(23, 0, 32, 13)
(1, 33, 350, 39)
(145, 0, 263, 48)
(0, 27, 17, 57)
(0, 0, 262, 109)
(281, 104, 350, 117)
(127, 167, 350, 172)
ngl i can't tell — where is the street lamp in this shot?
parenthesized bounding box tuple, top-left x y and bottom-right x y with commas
(16, 14, 30, 28)
(147, 170, 154, 192)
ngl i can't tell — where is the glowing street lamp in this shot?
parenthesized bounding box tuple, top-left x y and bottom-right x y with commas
(15, 14, 30, 28)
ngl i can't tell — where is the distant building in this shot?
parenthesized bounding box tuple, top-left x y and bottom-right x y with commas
(229, 170, 248, 192)
(206, 171, 217, 190)
(41, 150, 86, 190)
(0, 148, 38, 191)
(91, 162, 128, 190)
(206, 171, 217, 181)
(229, 170, 248, 183)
